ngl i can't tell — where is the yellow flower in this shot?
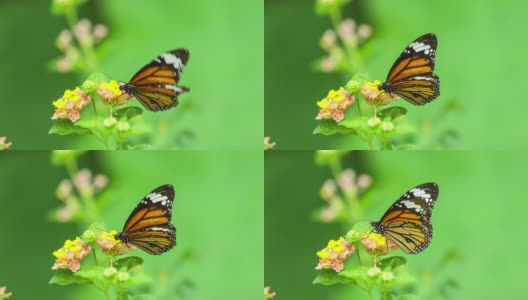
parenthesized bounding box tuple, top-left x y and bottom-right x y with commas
(97, 230, 130, 255)
(317, 99, 330, 109)
(361, 232, 398, 256)
(315, 87, 355, 123)
(51, 87, 91, 122)
(53, 98, 66, 108)
(99, 80, 122, 96)
(361, 80, 393, 107)
(63, 88, 82, 102)
(51, 236, 91, 272)
(97, 80, 127, 106)
(315, 236, 354, 272)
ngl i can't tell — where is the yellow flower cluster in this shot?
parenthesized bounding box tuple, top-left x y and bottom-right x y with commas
(97, 230, 131, 255)
(316, 87, 355, 122)
(51, 87, 91, 122)
(52, 237, 91, 272)
(361, 80, 396, 107)
(97, 80, 128, 106)
(315, 237, 354, 272)
(361, 232, 398, 256)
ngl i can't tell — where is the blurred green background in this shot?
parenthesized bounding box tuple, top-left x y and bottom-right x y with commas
(265, 0, 526, 149)
(265, 150, 525, 299)
(0, 150, 262, 299)
(0, 0, 262, 150)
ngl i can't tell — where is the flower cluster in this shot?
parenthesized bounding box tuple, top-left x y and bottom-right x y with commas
(315, 237, 355, 272)
(0, 137, 12, 150)
(316, 87, 355, 122)
(97, 230, 132, 256)
(264, 136, 276, 150)
(361, 232, 398, 256)
(53, 168, 108, 223)
(361, 80, 397, 107)
(0, 287, 11, 299)
(264, 286, 276, 299)
(51, 87, 91, 122)
(316, 17, 372, 73)
(318, 168, 372, 222)
(52, 237, 91, 272)
(53, 18, 108, 73)
(97, 80, 127, 106)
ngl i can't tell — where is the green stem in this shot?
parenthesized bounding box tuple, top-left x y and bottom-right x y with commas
(329, 10, 342, 29)
(355, 93, 362, 116)
(366, 138, 374, 150)
(355, 244, 362, 265)
(92, 94, 98, 115)
(65, 157, 79, 179)
(64, 8, 78, 29)
(92, 247, 99, 266)
(329, 159, 342, 179)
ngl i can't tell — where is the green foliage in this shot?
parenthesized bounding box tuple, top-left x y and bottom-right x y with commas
(50, 0, 87, 16)
(114, 256, 144, 271)
(49, 119, 91, 136)
(313, 119, 357, 135)
(113, 107, 143, 121)
(377, 256, 407, 271)
(315, 0, 351, 16)
(313, 269, 355, 285)
(49, 269, 91, 285)
(378, 106, 408, 120)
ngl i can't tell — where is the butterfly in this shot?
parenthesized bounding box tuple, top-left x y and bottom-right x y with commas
(115, 184, 176, 255)
(378, 33, 440, 105)
(371, 182, 439, 254)
(119, 49, 190, 112)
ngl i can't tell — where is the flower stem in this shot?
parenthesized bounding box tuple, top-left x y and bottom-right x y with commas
(355, 93, 362, 116)
(92, 247, 99, 266)
(92, 94, 98, 115)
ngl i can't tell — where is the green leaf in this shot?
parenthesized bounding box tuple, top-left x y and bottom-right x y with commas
(377, 256, 407, 271)
(49, 269, 90, 285)
(313, 269, 355, 285)
(339, 117, 367, 130)
(392, 144, 419, 150)
(394, 294, 419, 300)
(75, 266, 104, 281)
(75, 116, 104, 132)
(86, 72, 111, 84)
(49, 119, 91, 136)
(127, 144, 154, 150)
(113, 106, 143, 121)
(129, 295, 156, 300)
(313, 120, 356, 135)
(339, 266, 370, 281)
(349, 221, 373, 238)
(378, 106, 407, 120)
(114, 256, 144, 270)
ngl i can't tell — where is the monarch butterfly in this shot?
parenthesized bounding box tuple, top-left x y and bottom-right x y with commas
(115, 184, 176, 255)
(371, 182, 439, 254)
(119, 49, 190, 112)
(378, 33, 440, 105)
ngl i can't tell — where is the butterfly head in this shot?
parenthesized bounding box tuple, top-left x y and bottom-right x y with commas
(114, 231, 128, 243)
(118, 81, 135, 95)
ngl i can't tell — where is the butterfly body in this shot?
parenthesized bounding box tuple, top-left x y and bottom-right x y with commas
(115, 184, 176, 255)
(371, 182, 439, 254)
(120, 49, 190, 112)
(378, 33, 440, 105)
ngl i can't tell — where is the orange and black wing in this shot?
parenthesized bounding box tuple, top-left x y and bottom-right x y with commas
(371, 182, 439, 254)
(116, 184, 176, 255)
(121, 49, 190, 112)
(379, 33, 439, 105)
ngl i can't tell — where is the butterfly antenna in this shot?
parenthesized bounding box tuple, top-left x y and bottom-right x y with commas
(357, 74, 372, 81)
